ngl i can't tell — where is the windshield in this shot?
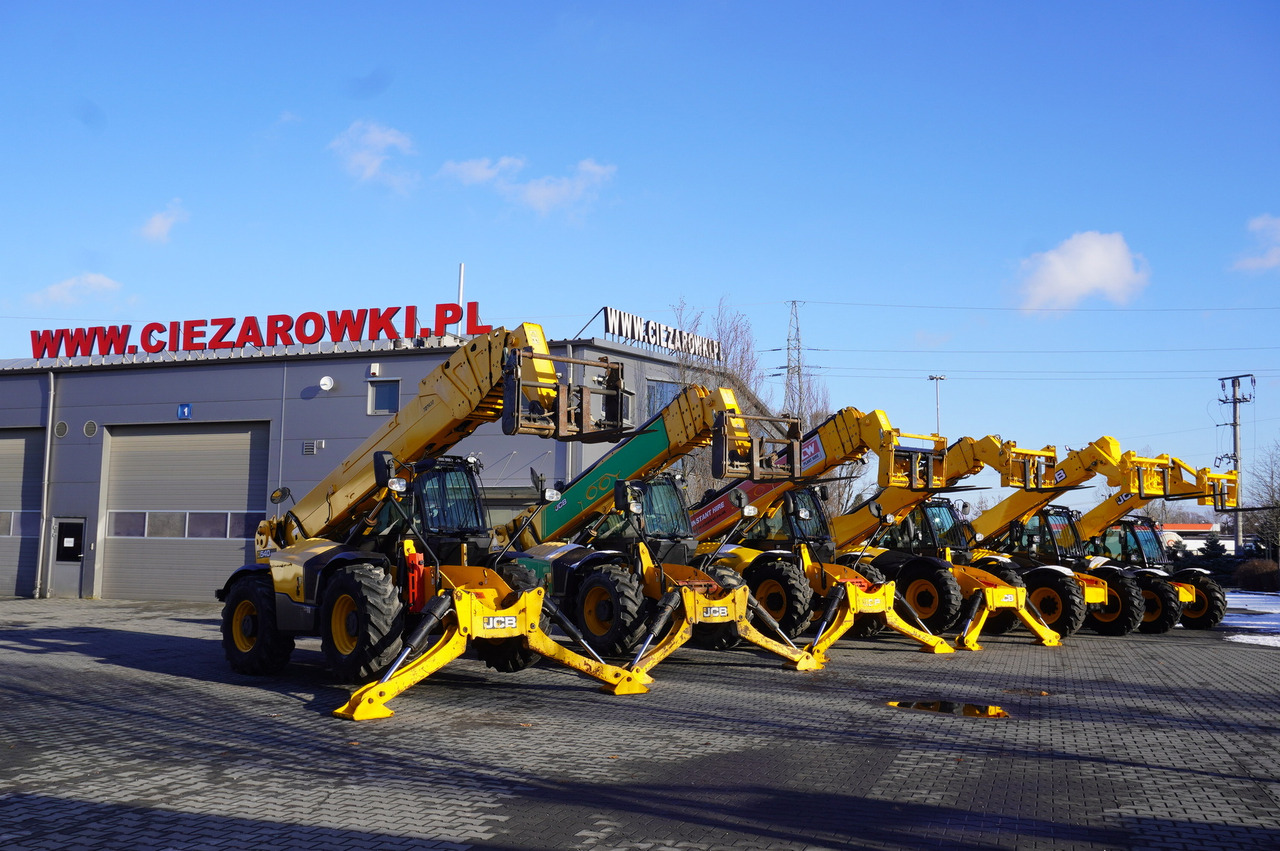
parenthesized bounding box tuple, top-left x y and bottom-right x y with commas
(1044, 512, 1084, 556)
(922, 503, 974, 550)
(1131, 520, 1168, 565)
(589, 477, 692, 541)
(415, 465, 487, 533)
(788, 489, 831, 540)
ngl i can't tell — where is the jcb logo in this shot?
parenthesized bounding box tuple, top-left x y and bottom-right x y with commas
(1001, 594, 1015, 604)
(864, 599, 884, 612)
(1054, 470, 1067, 484)
(702, 606, 730, 618)
(1116, 493, 1133, 505)
(482, 616, 518, 630)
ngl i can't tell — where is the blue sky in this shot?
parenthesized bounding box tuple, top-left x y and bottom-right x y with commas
(2, 2, 1277, 513)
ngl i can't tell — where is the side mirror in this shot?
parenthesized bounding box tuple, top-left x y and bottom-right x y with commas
(867, 501, 884, 519)
(529, 467, 546, 491)
(270, 486, 292, 505)
(958, 501, 972, 516)
(817, 484, 830, 503)
(729, 489, 749, 509)
(614, 480, 644, 515)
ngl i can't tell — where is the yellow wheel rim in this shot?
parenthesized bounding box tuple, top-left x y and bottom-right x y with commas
(1141, 589, 1161, 623)
(330, 594, 359, 656)
(232, 599, 258, 653)
(581, 586, 614, 637)
(1029, 588, 1061, 619)
(756, 578, 787, 620)
(905, 578, 939, 619)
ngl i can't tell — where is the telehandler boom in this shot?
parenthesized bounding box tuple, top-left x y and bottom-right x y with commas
(216, 324, 643, 720)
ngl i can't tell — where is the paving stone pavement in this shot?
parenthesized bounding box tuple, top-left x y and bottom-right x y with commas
(1, 598, 1278, 850)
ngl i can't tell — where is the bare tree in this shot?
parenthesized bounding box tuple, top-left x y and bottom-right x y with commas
(1242, 439, 1280, 558)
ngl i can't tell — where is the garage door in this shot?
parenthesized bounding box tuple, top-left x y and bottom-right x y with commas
(0, 428, 44, 596)
(102, 422, 269, 601)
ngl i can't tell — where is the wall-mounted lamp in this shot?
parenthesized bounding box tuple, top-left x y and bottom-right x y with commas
(319, 376, 335, 391)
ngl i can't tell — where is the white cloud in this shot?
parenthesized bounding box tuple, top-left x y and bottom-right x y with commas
(1233, 214, 1280, 271)
(1018, 231, 1149, 311)
(28, 273, 122, 306)
(140, 199, 189, 243)
(437, 156, 616, 214)
(329, 120, 418, 192)
(437, 156, 525, 185)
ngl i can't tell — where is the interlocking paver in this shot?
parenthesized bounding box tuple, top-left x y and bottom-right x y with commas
(1, 598, 1279, 850)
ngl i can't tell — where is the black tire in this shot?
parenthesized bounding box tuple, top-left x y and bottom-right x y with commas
(1136, 574, 1183, 635)
(690, 566, 744, 651)
(574, 564, 648, 656)
(320, 563, 404, 683)
(844, 563, 887, 639)
(1084, 568, 1144, 636)
(976, 564, 1025, 636)
(743, 559, 814, 639)
(1024, 570, 1087, 637)
(894, 562, 965, 633)
(473, 563, 546, 673)
(220, 574, 295, 675)
(1172, 571, 1227, 630)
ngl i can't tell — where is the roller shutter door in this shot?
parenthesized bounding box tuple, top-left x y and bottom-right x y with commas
(0, 428, 44, 596)
(102, 422, 269, 601)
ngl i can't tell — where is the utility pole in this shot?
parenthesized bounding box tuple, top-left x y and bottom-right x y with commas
(1217, 373, 1255, 553)
(929, 374, 946, 435)
(784, 301, 805, 430)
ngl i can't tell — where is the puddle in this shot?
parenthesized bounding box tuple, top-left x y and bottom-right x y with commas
(887, 700, 1010, 718)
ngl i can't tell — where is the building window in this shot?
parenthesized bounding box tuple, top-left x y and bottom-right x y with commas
(0, 511, 42, 537)
(108, 510, 265, 540)
(646, 380, 681, 419)
(368, 379, 401, 415)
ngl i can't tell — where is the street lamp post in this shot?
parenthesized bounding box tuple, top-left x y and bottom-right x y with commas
(928, 375, 946, 435)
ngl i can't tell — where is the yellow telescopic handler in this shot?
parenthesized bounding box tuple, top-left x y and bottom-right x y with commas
(214, 324, 644, 719)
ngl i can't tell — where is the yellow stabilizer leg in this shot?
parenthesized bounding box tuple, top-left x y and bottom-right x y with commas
(336, 587, 644, 719)
(810, 563, 955, 656)
(952, 568, 1062, 651)
(605, 584, 821, 694)
(335, 627, 469, 720)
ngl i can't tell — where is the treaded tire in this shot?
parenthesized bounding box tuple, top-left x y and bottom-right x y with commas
(574, 564, 648, 656)
(976, 564, 1025, 636)
(1084, 567, 1144, 636)
(221, 574, 295, 675)
(1024, 570, 1087, 637)
(844, 563, 888, 639)
(690, 566, 744, 650)
(474, 563, 546, 673)
(1172, 571, 1227, 630)
(321, 564, 404, 683)
(894, 562, 965, 633)
(1136, 574, 1183, 634)
(744, 559, 814, 639)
